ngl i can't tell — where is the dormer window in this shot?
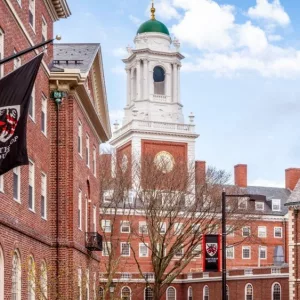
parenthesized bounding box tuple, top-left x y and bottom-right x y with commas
(153, 66, 165, 95)
(272, 199, 281, 211)
(255, 202, 264, 211)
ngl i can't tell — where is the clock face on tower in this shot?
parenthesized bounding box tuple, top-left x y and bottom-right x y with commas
(154, 151, 175, 173)
(121, 154, 129, 173)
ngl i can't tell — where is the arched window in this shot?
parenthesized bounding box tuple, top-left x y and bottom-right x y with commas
(203, 285, 209, 300)
(12, 250, 21, 300)
(188, 287, 193, 300)
(0, 245, 4, 300)
(167, 286, 176, 300)
(145, 287, 153, 300)
(40, 261, 47, 299)
(226, 285, 229, 300)
(28, 256, 35, 300)
(245, 284, 253, 300)
(121, 286, 131, 300)
(99, 287, 104, 300)
(272, 283, 281, 300)
(153, 66, 165, 95)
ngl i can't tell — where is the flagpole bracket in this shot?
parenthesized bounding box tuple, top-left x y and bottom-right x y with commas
(51, 90, 66, 109)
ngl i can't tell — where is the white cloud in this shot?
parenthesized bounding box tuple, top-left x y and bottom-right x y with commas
(249, 178, 284, 188)
(111, 66, 126, 76)
(171, 0, 235, 51)
(150, 0, 180, 20)
(129, 14, 141, 25)
(248, 0, 290, 27)
(113, 47, 127, 57)
(268, 34, 282, 41)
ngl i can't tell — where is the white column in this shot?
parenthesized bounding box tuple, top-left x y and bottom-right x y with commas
(167, 66, 172, 100)
(130, 68, 134, 102)
(149, 62, 154, 100)
(177, 65, 181, 104)
(143, 59, 148, 99)
(126, 69, 131, 106)
(136, 60, 141, 100)
(173, 63, 178, 103)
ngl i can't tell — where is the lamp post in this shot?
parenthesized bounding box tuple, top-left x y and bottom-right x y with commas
(109, 282, 116, 300)
(221, 191, 266, 300)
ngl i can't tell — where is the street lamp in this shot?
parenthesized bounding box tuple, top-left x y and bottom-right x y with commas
(221, 191, 266, 300)
(109, 282, 116, 299)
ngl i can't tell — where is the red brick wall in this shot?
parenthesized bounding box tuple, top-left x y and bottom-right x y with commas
(234, 164, 247, 187)
(285, 168, 300, 190)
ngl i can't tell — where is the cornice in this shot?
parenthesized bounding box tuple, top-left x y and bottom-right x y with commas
(45, 0, 71, 20)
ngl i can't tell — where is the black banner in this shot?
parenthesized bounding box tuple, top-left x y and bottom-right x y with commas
(203, 234, 220, 272)
(0, 54, 43, 175)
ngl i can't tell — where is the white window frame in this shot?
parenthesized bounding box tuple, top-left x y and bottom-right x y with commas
(41, 173, 47, 219)
(101, 220, 111, 233)
(28, 160, 35, 212)
(159, 222, 166, 234)
(259, 246, 267, 260)
(192, 244, 201, 258)
(29, 0, 35, 31)
(258, 226, 267, 238)
(93, 205, 96, 232)
(78, 190, 82, 230)
(121, 286, 132, 300)
(272, 282, 281, 300)
(41, 94, 47, 136)
(166, 286, 176, 300)
(272, 199, 281, 211)
(174, 223, 183, 235)
(226, 246, 234, 259)
(242, 246, 251, 259)
(242, 226, 250, 237)
(16, 0, 21, 6)
(29, 85, 35, 121)
(274, 227, 282, 238)
(245, 283, 253, 300)
(203, 285, 209, 300)
(174, 244, 184, 258)
(41, 16, 47, 53)
(78, 121, 82, 156)
(255, 202, 264, 211)
(86, 134, 90, 168)
(226, 225, 234, 237)
(0, 28, 4, 78)
(78, 268, 82, 300)
(238, 197, 247, 210)
(93, 146, 96, 177)
(0, 175, 4, 193)
(12, 250, 21, 300)
(139, 221, 148, 234)
(121, 242, 130, 257)
(120, 221, 131, 233)
(85, 197, 88, 232)
(13, 49, 21, 70)
(28, 256, 35, 300)
(13, 167, 21, 202)
(102, 242, 111, 256)
(139, 243, 149, 257)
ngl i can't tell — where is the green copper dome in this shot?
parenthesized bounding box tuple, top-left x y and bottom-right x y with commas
(137, 19, 170, 36)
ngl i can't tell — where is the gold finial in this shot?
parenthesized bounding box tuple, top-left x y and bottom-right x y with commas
(151, 0, 156, 20)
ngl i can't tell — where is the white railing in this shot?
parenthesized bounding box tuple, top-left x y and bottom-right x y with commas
(113, 119, 196, 138)
(153, 94, 168, 102)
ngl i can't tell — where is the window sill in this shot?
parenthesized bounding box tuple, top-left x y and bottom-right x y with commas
(29, 208, 36, 214)
(41, 216, 47, 221)
(42, 131, 47, 138)
(13, 198, 21, 204)
(29, 115, 36, 123)
(29, 23, 36, 34)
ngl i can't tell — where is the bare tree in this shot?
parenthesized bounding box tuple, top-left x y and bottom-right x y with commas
(99, 150, 262, 300)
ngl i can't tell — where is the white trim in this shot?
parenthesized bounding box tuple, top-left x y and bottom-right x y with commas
(242, 226, 250, 237)
(139, 243, 149, 257)
(93, 146, 97, 177)
(274, 227, 283, 238)
(28, 0, 36, 32)
(226, 246, 234, 259)
(272, 199, 281, 212)
(258, 226, 267, 238)
(242, 246, 251, 259)
(41, 173, 47, 220)
(166, 286, 176, 300)
(121, 242, 130, 257)
(12, 250, 21, 300)
(41, 94, 47, 136)
(120, 220, 131, 233)
(78, 120, 83, 157)
(255, 201, 264, 211)
(0, 175, 4, 193)
(0, 28, 4, 78)
(29, 85, 35, 121)
(85, 197, 88, 232)
(271, 282, 281, 300)
(121, 286, 132, 300)
(144, 287, 153, 300)
(78, 190, 82, 230)
(86, 134, 90, 168)
(28, 160, 35, 212)
(13, 167, 21, 202)
(259, 246, 267, 260)
(187, 286, 193, 299)
(102, 242, 111, 257)
(245, 283, 253, 300)
(93, 205, 96, 232)
(203, 285, 209, 300)
(101, 220, 111, 233)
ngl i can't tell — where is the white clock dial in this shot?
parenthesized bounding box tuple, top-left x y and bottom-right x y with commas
(153, 151, 175, 173)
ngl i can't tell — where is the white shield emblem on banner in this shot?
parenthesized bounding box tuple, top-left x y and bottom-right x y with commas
(0, 105, 20, 143)
(206, 243, 218, 257)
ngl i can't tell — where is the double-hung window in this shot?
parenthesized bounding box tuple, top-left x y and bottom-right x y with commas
(121, 221, 130, 233)
(78, 190, 82, 230)
(274, 227, 282, 238)
(226, 246, 234, 259)
(139, 243, 149, 257)
(13, 49, 21, 70)
(29, 86, 35, 120)
(13, 167, 21, 202)
(259, 246, 267, 259)
(29, 0, 35, 30)
(242, 246, 251, 259)
(102, 242, 111, 256)
(139, 221, 148, 234)
(101, 220, 111, 233)
(41, 16, 47, 43)
(41, 95, 47, 135)
(93, 146, 96, 176)
(0, 175, 3, 193)
(0, 29, 4, 78)
(41, 173, 47, 219)
(28, 160, 35, 211)
(78, 121, 82, 155)
(242, 226, 250, 237)
(272, 199, 281, 211)
(258, 226, 267, 238)
(93, 205, 96, 232)
(121, 243, 130, 257)
(86, 135, 90, 167)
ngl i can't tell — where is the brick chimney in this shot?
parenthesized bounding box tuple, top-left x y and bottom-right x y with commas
(234, 164, 247, 188)
(285, 168, 300, 190)
(195, 161, 206, 185)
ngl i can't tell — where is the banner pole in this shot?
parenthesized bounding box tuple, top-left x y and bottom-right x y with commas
(0, 35, 61, 66)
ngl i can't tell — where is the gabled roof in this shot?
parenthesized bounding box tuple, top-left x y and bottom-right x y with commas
(51, 43, 100, 74)
(285, 179, 300, 206)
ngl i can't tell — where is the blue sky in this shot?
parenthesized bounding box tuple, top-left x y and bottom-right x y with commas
(55, 0, 300, 187)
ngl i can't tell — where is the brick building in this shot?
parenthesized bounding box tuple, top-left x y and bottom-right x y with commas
(0, 0, 111, 299)
(98, 4, 293, 300)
